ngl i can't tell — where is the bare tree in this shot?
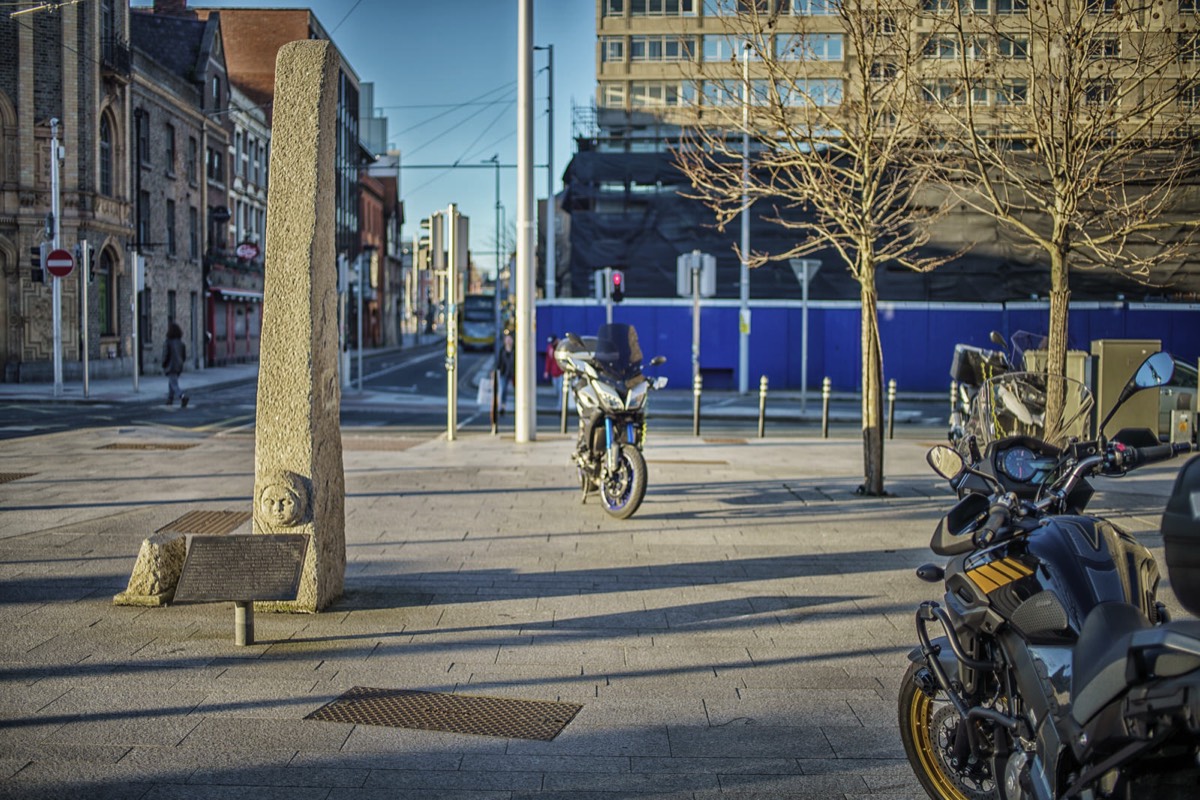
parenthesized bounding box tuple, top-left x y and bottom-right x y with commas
(676, 1, 958, 495)
(927, 0, 1200, 416)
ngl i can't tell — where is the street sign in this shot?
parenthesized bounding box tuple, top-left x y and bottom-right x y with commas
(45, 248, 74, 278)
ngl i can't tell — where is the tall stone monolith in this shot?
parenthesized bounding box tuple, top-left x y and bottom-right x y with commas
(251, 40, 344, 612)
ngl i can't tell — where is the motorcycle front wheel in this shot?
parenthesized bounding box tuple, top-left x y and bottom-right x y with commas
(898, 662, 994, 800)
(599, 443, 647, 520)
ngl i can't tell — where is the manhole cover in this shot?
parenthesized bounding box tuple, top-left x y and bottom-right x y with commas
(0, 473, 36, 485)
(158, 510, 252, 535)
(307, 687, 582, 741)
(97, 443, 198, 451)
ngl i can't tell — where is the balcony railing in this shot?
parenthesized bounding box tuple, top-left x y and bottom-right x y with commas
(100, 38, 131, 78)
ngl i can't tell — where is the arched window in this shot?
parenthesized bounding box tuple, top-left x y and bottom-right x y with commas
(99, 116, 113, 196)
(97, 249, 115, 335)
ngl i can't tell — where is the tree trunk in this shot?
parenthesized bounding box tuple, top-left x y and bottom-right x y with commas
(1044, 250, 1071, 435)
(860, 267, 885, 496)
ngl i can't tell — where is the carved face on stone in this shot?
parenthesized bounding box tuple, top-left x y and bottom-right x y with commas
(257, 471, 309, 528)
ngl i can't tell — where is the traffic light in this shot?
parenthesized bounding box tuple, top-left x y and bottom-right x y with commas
(611, 269, 625, 303)
(29, 243, 46, 284)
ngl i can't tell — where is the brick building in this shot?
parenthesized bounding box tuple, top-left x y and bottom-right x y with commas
(0, 0, 135, 382)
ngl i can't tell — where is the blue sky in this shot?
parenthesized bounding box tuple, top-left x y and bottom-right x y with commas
(133, 0, 596, 277)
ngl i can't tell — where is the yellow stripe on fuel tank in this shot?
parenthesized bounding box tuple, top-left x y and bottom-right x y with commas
(966, 558, 1030, 594)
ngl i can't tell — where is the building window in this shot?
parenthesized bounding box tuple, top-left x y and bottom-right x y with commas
(243, 135, 252, 180)
(778, 78, 844, 106)
(1089, 37, 1119, 59)
(99, 116, 113, 196)
(1086, 80, 1116, 105)
(784, 0, 837, 15)
(187, 136, 198, 184)
(604, 0, 624, 14)
(97, 250, 115, 335)
(136, 112, 150, 165)
(995, 79, 1028, 105)
(630, 35, 695, 61)
(207, 146, 223, 183)
(167, 290, 177, 325)
(995, 0, 1028, 12)
(164, 123, 176, 175)
(166, 200, 177, 255)
(1086, 0, 1116, 11)
(998, 36, 1028, 59)
(211, 75, 220, 104)
(601, 82, 627, 108)
(189, 206, 199, 259)
(630, 80, 694, 107)
(138, 190, 150, 245)
(602, 37, 624, 63)
(631, 0, 696, 14)
(777, 33, 843, 61)
(1184, 0, 1200, 11)
(234, 131, 243, 178)
(704, 35, 749, 62)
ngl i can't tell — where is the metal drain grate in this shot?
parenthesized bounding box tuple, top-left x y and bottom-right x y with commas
(306, 687, 582, 741)
(0, 473, 37, 485)
(97, 443, 198, 451)
(158, 510, 252, 535)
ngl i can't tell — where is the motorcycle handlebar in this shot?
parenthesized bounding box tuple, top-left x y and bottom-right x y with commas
(974, 502, 1010, 546)
(1112, 441, 1193, 470)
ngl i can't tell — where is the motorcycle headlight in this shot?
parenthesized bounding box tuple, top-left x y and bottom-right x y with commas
(625, 382, 649, 411)
(594, 381, 624, 411)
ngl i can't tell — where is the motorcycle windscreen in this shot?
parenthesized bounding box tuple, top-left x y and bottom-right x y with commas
(966, 372, 1094, 450)
(593, 323, 643, 381)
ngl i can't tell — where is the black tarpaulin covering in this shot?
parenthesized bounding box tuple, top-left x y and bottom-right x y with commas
(561, 150, 1192, 302)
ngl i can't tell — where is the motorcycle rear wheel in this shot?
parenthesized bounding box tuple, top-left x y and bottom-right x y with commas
(599, 443, 647, 520)
(899, 661, 994, 800)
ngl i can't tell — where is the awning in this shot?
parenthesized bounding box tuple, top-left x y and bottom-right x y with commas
(210, 286, 264, 302)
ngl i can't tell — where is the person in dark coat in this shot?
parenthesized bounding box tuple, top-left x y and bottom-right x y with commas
(496, 332, 515, 413)
(161, 322, 188, 407)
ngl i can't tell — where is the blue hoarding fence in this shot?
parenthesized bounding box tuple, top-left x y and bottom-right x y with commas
(536, 299, 1199, 394)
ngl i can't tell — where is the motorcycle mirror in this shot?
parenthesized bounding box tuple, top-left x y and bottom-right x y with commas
(1097, 352, 1176, 437)
(649, 355, 666, 367)
(1134, 351, 1174, 390)
(926, 445, 965, 480)
(989, 330, 1007, 349)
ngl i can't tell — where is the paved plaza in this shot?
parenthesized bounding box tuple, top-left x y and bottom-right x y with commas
(0, 393, 1185, 798)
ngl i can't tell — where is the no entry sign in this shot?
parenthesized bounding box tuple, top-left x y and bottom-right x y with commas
(45, 248, 75, 278)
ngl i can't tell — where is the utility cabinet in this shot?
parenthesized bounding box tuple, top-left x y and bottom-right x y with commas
(1091, 339, 1162, 438)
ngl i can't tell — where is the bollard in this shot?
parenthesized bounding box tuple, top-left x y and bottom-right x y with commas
(821, 377, 831, 438)
(693, 374, 703, 436)
(234, 601, 254, 646)
(887, 378, 897, 440)
(758, 375, 768, 438)
(560, 379, 570, 434)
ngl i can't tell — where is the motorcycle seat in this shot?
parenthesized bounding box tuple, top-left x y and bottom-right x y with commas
(1072, 604, 1200, 726)
(1071, 603, 1152, 725)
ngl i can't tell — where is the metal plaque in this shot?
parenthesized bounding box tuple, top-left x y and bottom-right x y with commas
(173, 534, 308, 604)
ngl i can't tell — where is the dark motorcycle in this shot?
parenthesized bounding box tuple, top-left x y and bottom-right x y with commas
(950, 331, 1045, 449)
(902, 352, 1200, 799)
(555, 323, 666, 520)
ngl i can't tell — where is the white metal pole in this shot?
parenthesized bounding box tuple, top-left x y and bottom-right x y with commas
(81, 240, 90, 398)
(516, 0, 536, 443)
(801, 261, 810, 413)
(545, 44, 556, 301)
(446, 204, 459, 441)
(738, 44, 751, 395)
(50, 119, 64, 397)
(356, 254, 364, 392)
(604, 267, 613, 325)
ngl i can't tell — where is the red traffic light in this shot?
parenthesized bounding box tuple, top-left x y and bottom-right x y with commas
(611, 269, 624, 303)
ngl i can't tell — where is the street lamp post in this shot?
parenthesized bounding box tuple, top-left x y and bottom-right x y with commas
(534, 44, 555, 300)
(738, 42, 751, 395)
(516, 0, 536, 442)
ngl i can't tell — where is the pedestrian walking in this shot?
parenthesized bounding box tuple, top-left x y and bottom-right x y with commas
(496, 332, 515, 413)
(544, 335, 564, 409)
(161, 322, 188, 407)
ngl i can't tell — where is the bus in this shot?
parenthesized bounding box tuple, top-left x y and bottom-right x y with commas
(460, 294, 497, 350)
